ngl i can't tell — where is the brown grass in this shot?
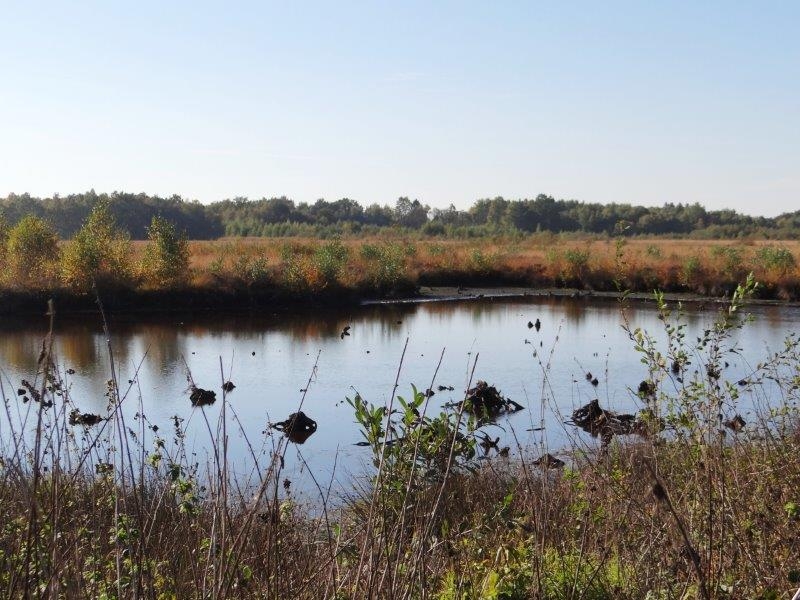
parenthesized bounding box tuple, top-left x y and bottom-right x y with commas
(185, 236, 800, 298)
(3, 236, 799, 313)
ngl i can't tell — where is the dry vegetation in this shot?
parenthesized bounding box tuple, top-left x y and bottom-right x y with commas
(186, 236, 800, 300)
(2, 201, 799, 311)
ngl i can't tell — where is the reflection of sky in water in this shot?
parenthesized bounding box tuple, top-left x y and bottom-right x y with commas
(1, 298, 798, 496)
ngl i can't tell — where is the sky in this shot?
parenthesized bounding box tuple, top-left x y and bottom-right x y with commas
(1, 1, 798, 217)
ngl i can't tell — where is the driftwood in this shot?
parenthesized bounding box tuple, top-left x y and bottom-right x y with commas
(272, 411, 317, 444)
(571, 399, 661, 446)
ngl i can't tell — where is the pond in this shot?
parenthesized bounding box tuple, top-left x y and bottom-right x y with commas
(1, 294, 798, 497)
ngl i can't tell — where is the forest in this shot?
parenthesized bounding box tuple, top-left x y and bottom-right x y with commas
(2, 190, 798, 240)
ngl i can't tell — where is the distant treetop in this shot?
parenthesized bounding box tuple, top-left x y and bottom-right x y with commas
(0, 191, 796, 240)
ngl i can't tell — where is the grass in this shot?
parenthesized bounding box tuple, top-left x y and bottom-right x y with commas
(2, 235, 800, 314)
(185, 236, 800, 294)
(1, 281, 800, 598)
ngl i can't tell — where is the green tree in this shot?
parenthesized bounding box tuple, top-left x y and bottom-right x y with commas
(141, 215, 190, 287)
(394, 197, 429, 228)
(61, 200, 132, 290)
(0, 213, 8, 267)
(4, 215, 60, 286)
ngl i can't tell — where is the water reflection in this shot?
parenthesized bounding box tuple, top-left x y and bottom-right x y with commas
(0, 335, 39, 371)
(1, 297, 798, 495)
(59, 332, 100, 370)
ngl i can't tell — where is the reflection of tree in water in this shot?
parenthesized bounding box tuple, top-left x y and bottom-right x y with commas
(92, 304, 420, 344)
(560, 297, 588, 324)
(135, 325, 185, 374)
(57, 332, 99, 371)
(278, 305, 417, 341)
(0, 333, 42, 371)
(189, 304, 421, 342)
(756, 305, 796, 329)
(356, 305, 418, 338)
(420, 299, 508, 331)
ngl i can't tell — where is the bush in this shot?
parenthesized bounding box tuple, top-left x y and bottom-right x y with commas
(645, 244, 662, 259)
(564, 247, 590, 278)
(141, 215, 189, 287)
(61, 200, 132, 290)
(469, 249, 497, 274)
(710, 245, 745, 280)
(313, 239, 349, 287)
(756, 245, 796, 277)
(359, 243, 381, 261)
(681, 255, 702, 286)
(422, 221, 446, 236)
(4, 215, 60, 286)
(359, 242, 407, 291)
(0, 214, 8, 267)
(231, 252, 270, 287)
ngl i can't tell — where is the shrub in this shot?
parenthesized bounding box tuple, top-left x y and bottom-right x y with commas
(0, 214, 8, 267)
(538, 549, 625, 600)
(756, 245, 796, 277)
(645, 244, 662, 259)
(4, 215, 60, 286)
(232, 252, 270, 287)
(359, 243, 381, 261)
(422, 221, 446, 236)
(313, 239, 349, 287)
(347, 384, 477, 481)
(61, 200, 132, 290)
(359, 242, 407, 290)
(711, 245, 745, 280)
(681, 255, 702, 286)
(564, 248, 590, 278)
(141, 215, 190, 287)
(469, 249, 497, 274)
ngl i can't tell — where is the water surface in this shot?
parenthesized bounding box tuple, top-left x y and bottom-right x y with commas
(1, 296, 798, 496)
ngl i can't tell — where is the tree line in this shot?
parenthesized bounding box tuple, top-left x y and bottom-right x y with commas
(1, 190, 798, 239)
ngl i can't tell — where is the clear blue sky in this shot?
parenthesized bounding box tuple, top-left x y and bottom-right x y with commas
(1, 1, 797, 216)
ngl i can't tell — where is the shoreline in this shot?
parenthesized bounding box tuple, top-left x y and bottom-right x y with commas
(392, 285, 800, 307)
(1, 282, 798, 320)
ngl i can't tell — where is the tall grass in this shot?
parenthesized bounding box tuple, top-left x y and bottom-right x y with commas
(3, 231, 800, 308)
(1, 281, 799, 598)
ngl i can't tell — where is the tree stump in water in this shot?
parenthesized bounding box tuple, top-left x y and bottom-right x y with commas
(272, 411, 317, 444)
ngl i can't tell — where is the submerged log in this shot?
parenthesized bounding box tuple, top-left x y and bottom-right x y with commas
(570, 399, 662, 446)
(272, 411, 317, 444)
(461, 381, 524, 416)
